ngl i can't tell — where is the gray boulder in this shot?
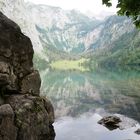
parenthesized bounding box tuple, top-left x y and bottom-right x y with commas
(98, 115, 121, 130)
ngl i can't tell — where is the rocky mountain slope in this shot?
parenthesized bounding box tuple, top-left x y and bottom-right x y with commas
(87, 16, 140, 67)
(0, 12, 55, 140)
(30, 5, 100, 53)
(0, 0, 101, 57)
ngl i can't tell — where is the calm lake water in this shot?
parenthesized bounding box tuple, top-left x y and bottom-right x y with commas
(41, 68, 140, 140)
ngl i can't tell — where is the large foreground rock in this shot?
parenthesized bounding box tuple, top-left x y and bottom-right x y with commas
(0, 12, 55, 140)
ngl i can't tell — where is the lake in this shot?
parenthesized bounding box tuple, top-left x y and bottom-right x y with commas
(40, 68, 140, 140)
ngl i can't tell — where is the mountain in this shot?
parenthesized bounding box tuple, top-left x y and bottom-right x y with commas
(0, 0, 139, 67)
(27, 4, 102, 61)
(86, 16, 140, 67)
(0, 0, 100, 62)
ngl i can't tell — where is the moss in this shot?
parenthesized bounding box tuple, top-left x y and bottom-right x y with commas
(32, 101, 43, 113)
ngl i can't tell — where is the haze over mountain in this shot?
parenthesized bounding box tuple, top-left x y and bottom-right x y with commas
(24, 0, 118, 17)
(0, 0, 139, 67)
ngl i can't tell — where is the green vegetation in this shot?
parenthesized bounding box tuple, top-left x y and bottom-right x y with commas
(50, 58, 89, 71)
(102, 0, 140, 27)
(88, 27, 140, 69)
(35, 9, 139, 70)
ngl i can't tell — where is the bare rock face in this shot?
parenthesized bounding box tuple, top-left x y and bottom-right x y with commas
(0, 12, 55, 140)
(0, 11, 34, 93)
(20, 70, 41, 95)
(0, 104, 18, 140)
(6, 95, 55, 140)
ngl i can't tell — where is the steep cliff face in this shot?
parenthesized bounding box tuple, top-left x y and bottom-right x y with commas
(0, 12, 55, 140)
(88, 16, 140, 66)
(85, 16, 135, 50)
(29, 5, 100, 53)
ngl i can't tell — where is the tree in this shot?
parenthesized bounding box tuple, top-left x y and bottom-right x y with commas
(102, 0, 140, 27)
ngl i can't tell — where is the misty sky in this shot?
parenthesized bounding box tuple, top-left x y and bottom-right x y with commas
(25, 0, 118, 16)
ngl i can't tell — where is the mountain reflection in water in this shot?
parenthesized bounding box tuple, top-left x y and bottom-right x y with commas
(41, 68, 140, 140)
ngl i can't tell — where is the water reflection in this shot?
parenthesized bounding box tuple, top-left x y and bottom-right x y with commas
(54, 114, 140, 140)
(40, 68, 140, 140)
(41, 68, 140, 122)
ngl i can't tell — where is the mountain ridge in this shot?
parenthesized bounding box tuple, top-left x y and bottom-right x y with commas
(0, 0, 139, 67)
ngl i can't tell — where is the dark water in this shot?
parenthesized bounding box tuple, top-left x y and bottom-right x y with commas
(41, 68, 140, 140)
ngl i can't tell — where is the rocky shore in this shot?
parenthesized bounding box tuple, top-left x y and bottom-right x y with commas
(0, 12, 55, 140)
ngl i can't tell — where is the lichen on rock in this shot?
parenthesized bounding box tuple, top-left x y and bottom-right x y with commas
(0, 11, 55, 140)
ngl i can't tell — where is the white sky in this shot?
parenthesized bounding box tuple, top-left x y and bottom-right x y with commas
(25, 0, 118, 15)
